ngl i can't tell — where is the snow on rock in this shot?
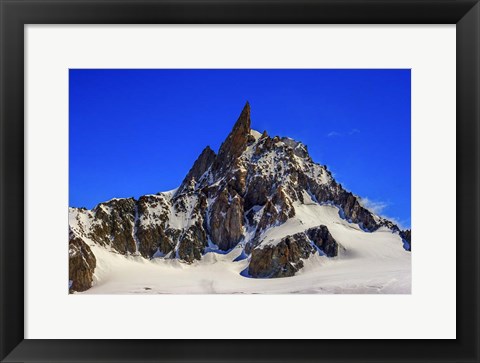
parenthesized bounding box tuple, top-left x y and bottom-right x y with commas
(250, 129, 262, 140)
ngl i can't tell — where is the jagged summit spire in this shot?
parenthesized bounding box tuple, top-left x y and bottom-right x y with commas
(230, 101, 251, 136)
(176, 102, 253, 195)
(213, 102, 252, 172)
(241, 101, 250, 112)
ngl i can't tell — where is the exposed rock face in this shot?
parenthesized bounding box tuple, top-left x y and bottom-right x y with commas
(248, 234, 311, 278)
(90, 198, 137, 254)
(244, 174, 269, 210)
(401, 229, 411, 243)
(177, 222, 208, 262)
(212, 102, 252, 175)
(68, 102, 409, 290)
(400, 229, 411, 251)
(69, 231, 96, 293)
(248, 225, 338, 278)
(209, 188, 244, 250)
(306, 226, 338, 257)
(251, 186, 296, 248)
(135, 194, 173, 258)
(176, 146, 216, 196)
(304, 177, 380, 232)
(136, 224, 174, 258)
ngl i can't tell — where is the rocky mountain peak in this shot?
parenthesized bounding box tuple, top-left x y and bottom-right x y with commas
(176, 145, 216, 195)
(231, 101, 251, 134)
(213, 102, 252, 174)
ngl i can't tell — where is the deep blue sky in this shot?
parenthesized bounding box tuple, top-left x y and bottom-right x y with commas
(70, 69, 411, 228)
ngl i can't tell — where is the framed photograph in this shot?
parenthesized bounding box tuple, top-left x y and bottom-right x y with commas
(1, 0, 478, 362)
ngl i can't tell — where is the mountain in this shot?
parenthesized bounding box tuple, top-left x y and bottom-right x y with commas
(68, 102, 411, 293)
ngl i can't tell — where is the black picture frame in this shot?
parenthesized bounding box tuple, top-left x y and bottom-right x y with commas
(1, 0, 479, 362)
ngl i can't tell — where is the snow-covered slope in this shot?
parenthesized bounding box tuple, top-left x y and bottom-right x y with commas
(69, 102, 411, 293)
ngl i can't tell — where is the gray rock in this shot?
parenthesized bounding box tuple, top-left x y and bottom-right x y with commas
(69, 231, 96, 292)
(209, 188, 244, 250)
(176, 146, 216, 196)
(248, 226, 338, 278)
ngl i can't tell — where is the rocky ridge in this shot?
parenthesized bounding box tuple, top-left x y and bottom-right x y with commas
(69, 102, 411, 292)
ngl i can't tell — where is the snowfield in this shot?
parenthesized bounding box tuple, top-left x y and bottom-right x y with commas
(78, 202, 411, 295)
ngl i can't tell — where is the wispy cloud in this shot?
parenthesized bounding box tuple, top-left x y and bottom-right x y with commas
(327, 131, 342, 137)
(359, 197, 409, 230)
(360, 197, 388, 215)
(327, 129, 360, 138)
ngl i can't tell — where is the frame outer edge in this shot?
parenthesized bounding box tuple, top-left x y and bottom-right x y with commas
(0, 0, 479, 362)
(0, 1, 26, 362)
(457, 2, 480, 361)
